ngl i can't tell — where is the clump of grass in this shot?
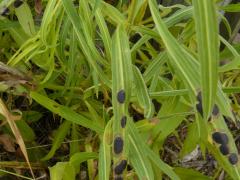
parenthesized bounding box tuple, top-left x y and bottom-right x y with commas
(0, 0, 240, 179)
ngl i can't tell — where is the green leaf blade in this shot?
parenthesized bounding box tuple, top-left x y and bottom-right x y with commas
(193, 0, 219, 119)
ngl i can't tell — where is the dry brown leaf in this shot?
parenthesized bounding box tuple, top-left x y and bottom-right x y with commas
(0, 134, 16, 152)
(0, 99, 35, 179)
(35, 0, 42, 15)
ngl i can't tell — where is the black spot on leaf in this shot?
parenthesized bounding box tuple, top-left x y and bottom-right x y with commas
(212, 132, 228, 145)
(1, 8, 9, 16)
(228, 153, 238, 165)
(219, 144, 229, 155)
(197, 91, 202, 102)
(114, 159, 127, 175)
(117, 90, 125, 103)
(121, 116, 127, 128)
(196, 103, 203, 117)
(114, 136, 123, 154)
(196, 92, 203, 117)
(14, 0, 23, 8)
(212, 104, 219, 116)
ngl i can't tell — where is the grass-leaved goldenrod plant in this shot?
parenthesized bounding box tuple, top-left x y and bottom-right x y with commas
(0, 0, 240, 179)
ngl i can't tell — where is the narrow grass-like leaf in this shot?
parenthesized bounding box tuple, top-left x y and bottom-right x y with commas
(133, 66, 154, 118)
(70, 124, 79, 156)
(111, 24, 133, 177)
(94, 7, 112, 60)
(98, 120, 112, 180)
(70, 152, 98, 168)
(127, 0, 145, 25)
(16, 120, 35, 142)
(62, 0, 110, 87)
(15, 2, 36, 36)
(193, 0, 219, 119)
(149, 89, 189, 97)
(148, 0, 234, 120)
(148, 0, 197, 94)
(207, 116, 240, 179)
(143, 52, 167, 82)
(128, 120, 154, 180)
(42, 121, 71, 161)
(131, 6, 193, 53)
(220, 3, 240, 12)
(30, 91, 103, 133)
(101, 1, 126, 25)
(174, 167, 212, 180)
(146, 147, 180, 180)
